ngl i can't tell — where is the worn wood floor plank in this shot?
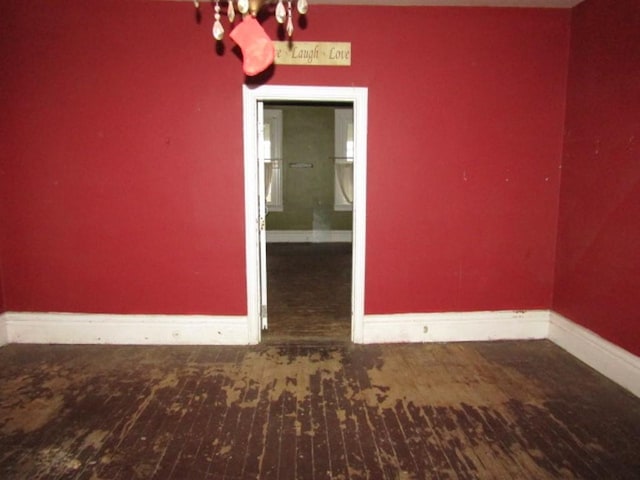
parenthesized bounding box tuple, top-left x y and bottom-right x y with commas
(308, 367, 332, 480)
(295, 391, 314, 479)
(171, 350, 226, 478)
(241, 375, 273, 479)
(264, 386, 286, 479)
(322, 375, 350, 479)
(330, 368, 367, 479)
(278, 390, 298, 480)
(407, 402, 459, 480)
(202, 348, 245, 479)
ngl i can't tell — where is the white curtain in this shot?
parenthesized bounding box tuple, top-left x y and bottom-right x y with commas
(264, 162, 274, 200)
(334, 108, 354, 209)
(336, 162, 353, 204)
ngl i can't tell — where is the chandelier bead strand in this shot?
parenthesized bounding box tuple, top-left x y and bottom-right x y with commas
(286, 0, 294, 37)
(237, 0, 250, 15)
(276, 0, 286, 24)
(212, 1, 224, 40)
(227, 1, 236, 23)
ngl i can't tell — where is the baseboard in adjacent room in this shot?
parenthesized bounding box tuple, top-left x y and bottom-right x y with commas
(549, 312, 640, 398)
(4, 312, 251, 346)
(266, 230, 352, 243)
(362, 310, 550, 344)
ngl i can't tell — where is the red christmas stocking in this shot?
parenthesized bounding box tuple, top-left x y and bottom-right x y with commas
(230, 16, 275, 76)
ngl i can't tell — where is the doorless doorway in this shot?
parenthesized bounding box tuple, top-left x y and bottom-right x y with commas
(242, 85, 368, 344)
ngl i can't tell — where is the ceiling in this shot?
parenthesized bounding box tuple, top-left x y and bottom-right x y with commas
(312, 0, 584, 6)
(174, 0, 585, 8)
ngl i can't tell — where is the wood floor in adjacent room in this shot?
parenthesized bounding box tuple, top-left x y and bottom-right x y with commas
(262, 243, 352, 343)
(1, 340, 639, 479)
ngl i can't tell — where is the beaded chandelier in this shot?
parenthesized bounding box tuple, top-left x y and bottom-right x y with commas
(195, 0, 309, 40)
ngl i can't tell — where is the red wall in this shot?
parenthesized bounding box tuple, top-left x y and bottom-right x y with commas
(553, 0, 640, 355)
(0, 0, 248, 314)
(0, 1, 570, 316)
(362, 8, 569, 314)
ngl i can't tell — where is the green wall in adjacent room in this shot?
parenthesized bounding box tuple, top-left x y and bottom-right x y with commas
(266, 104, 353, 231)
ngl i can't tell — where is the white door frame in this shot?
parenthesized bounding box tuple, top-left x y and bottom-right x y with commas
(242, 85, 368, 344)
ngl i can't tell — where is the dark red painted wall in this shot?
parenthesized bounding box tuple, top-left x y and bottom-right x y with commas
(362, 8, 569, 314)
(0, 0, 248, 314)
(0, 1, 570, 315)
(553, 0, 640, 355)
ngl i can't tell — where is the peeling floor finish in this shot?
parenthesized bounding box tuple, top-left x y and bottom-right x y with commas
(1, 340, 639, 479)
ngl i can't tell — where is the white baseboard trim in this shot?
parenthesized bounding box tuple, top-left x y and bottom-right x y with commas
(0, 313, 7, 346)
(363, 310, 550, 344)
(266, 230, 352, 243)
(5, 312, 251, 345)
(549, 312, 640, 398)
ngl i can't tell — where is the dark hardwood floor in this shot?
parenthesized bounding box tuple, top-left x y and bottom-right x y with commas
(262, 243, 352, 343)
(1, 340, 639, 479)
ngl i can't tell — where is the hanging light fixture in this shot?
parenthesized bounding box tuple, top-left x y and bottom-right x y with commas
(198, 0, 309, 42)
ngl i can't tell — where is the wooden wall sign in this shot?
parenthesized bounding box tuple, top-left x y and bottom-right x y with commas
(273, 42, 351, 66)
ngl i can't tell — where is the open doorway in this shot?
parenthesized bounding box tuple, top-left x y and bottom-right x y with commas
(242, 85, 368, 345)
(261, 103, 353, 343)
